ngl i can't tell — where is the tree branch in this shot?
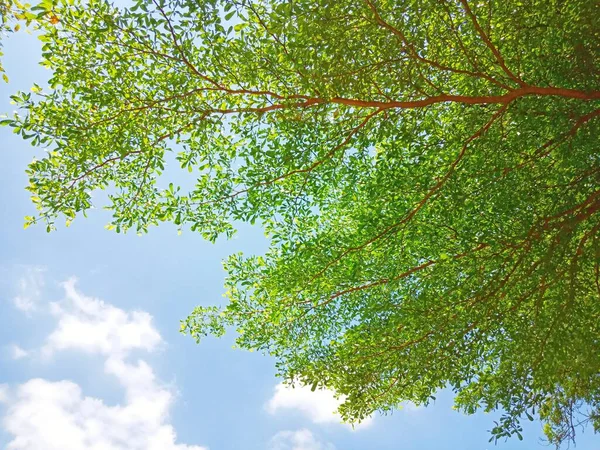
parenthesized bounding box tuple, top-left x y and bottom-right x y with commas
(458, 0, 526, 87)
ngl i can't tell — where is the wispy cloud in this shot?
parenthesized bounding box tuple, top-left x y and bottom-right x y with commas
(0, 384, 8, 403)
(11, 266, 45, 313)
(269, 429, 335, 450)
(9, 344, 28, 360)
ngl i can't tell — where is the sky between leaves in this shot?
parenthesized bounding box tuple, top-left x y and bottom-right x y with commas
(0, 16, 598, 450)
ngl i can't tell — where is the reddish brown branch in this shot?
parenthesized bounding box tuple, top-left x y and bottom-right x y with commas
(328, 242, 489, 301)
(458, 0, 525, 87)
(193, 108, 383, 207)
(364, 0, 509, 89)
(307, 103, 509, 285)
(152, 0, 224, 89)
(68, 150, 144, 188)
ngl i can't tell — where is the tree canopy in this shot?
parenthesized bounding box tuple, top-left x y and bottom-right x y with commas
(5, 0, 600, 446)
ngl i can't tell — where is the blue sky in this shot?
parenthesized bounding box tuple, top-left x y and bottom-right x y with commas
(0, 23, 597, 450)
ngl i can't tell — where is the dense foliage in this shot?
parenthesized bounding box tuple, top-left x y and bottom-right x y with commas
(5, 0, 600, 445)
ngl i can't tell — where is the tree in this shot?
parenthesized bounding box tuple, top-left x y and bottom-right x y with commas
(5, 0, 600, 445)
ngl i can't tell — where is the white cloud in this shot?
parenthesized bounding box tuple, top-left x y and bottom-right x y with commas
(3, 371, 204, 450)
(42, 278, 162, 358)
(11, 266, 45, 313)
(10, 344, 28, 360)
(269, 429, 335, 450)
(2, 279, 206, 450)
(267, 383, 342, 424)
(266, 383, 372, 428)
